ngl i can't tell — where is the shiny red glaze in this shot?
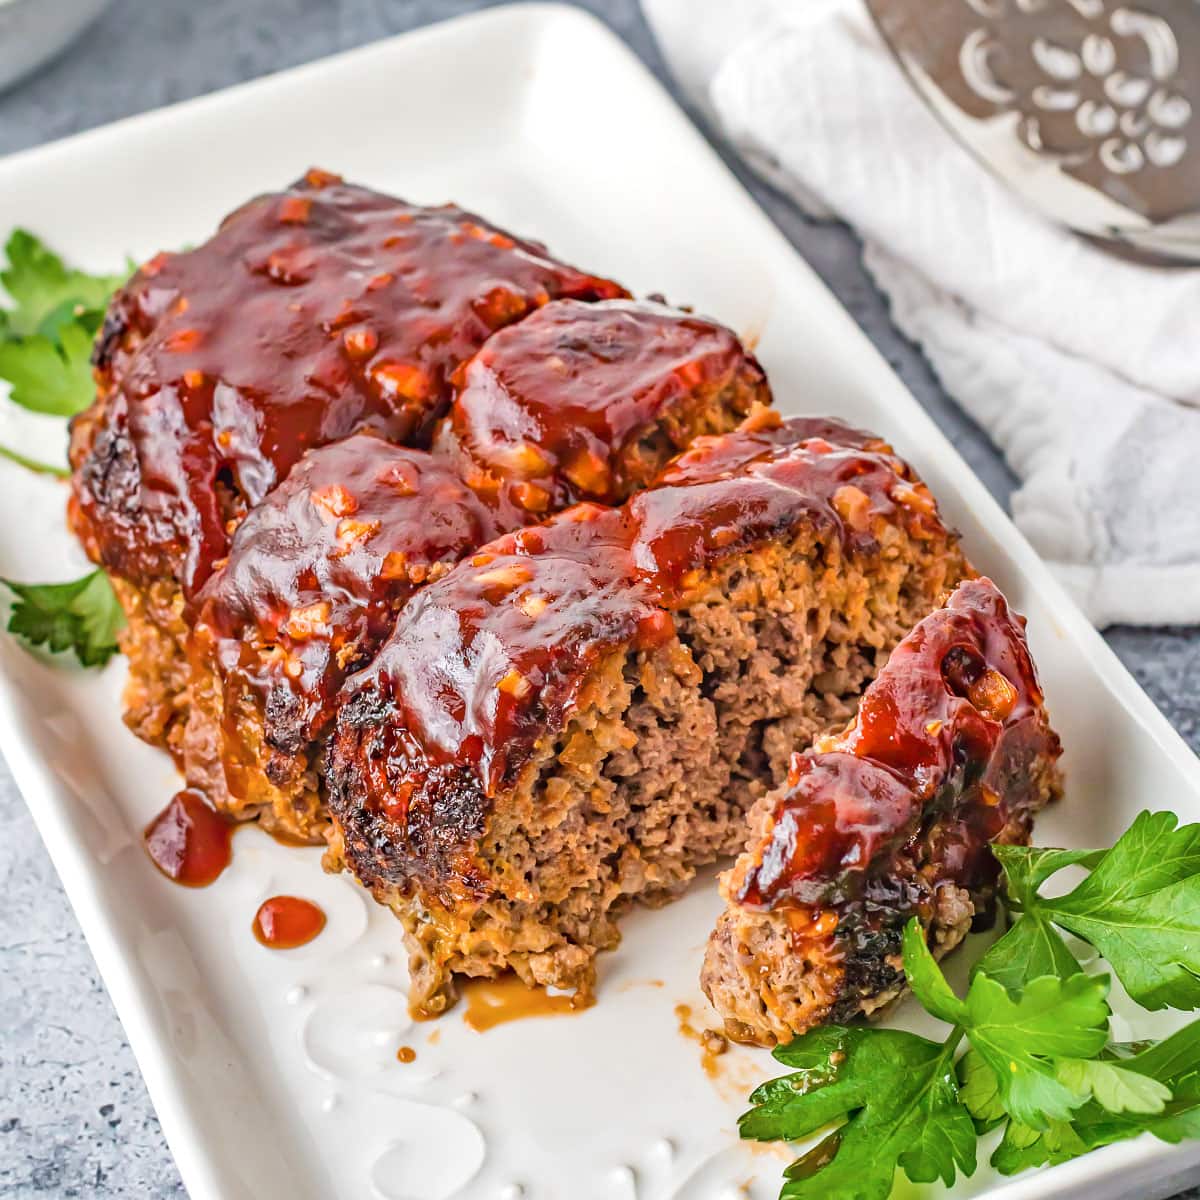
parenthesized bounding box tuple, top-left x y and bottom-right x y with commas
(438, 299, 769, 512)
(194, 303, 766, 784)
(143, 788, 233, 886)
(736, 578, 1060, 910)
(628, 414, 945, 593)
(72, 170, 626, 598)
(252, 896, 326, 949)
(653, 413, 886, 482)
(193, 432, 507, 760)
(329, 415, 949, 898)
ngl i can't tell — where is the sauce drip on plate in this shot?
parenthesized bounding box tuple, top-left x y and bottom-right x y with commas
(675, 1003, 729, 1080)
(461, 974, 589, 1032)
(252, 896, 327, 949)
(143, 788, 232, 886)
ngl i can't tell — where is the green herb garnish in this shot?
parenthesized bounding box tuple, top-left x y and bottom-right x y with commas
(741, 811, 1200, 1198)
(989, 812, 1200, 1010)
(741, 1026, 976, 1198)
(1, 569, 123, 667)
(0, 229, 126, 339)
(0, 443, 69, 477)
(0, 313, 104, 417)
(0, 231, 131, 669)
(0, 228, 130, 447)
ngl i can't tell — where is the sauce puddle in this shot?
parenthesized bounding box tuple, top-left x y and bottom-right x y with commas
(461, 974, 591, 1032)
(675, 1003, 729, 1079)
(252, 895, 327, 949)
(396, 1045, 417, 1064)
(251, 824, 322, 850)
(143, 788, 233, 886)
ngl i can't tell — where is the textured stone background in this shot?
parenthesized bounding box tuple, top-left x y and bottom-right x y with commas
(0, 1, 1196, 1196)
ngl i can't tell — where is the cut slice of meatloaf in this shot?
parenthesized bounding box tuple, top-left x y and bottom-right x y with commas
(67, 168, 626, 751)
(702, 577, 1062, 1048)
(182, 307, 766, 841)
(436, 298, 770, 516)
(183, 433, 507, 842)
(327, 412, 971, 1017)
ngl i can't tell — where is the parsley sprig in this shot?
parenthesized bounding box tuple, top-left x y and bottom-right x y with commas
(741, 1026, 976, 1198)
(741, 811, 1200, 1198)
(1, 569, 124, 668)
(0, 228, 129, 463)
(0, 230, 130, 667)
(990, 813, 1200, 1010)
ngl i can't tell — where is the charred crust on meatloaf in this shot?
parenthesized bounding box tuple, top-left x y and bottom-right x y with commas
(91, 305, 129, 372)
(329, 758, 493, 902)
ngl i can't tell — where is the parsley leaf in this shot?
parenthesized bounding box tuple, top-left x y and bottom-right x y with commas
(0, 230, 130, 430)
(0, 230, 125, 337)
(903, 921, 1110, 1126)
(0, 317, 101, 416)
(1054, 1057, 1171, 1116)
(993, 845, 1106, 905)
(992, 1115, 1090, 1174)
(993, 1021, 1200, 1173)
(740, 1025, 976, 1200)
(974, 907, 1083, 994)
(957, 1047, 1005, 1128)
(2, 569, 124, 667)
(991, 813, 1200, 1010)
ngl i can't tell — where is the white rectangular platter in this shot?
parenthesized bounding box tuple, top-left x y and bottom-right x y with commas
(2, 6, 1199, 1199)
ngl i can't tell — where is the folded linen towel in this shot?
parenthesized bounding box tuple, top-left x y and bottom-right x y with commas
(643, 0, 1200, 627)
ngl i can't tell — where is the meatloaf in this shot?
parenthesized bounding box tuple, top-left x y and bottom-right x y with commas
(182, 303, 769, 841)
(435, 298, 769, 515)
(702, 577, 1062, 1047)
(67, 169, 626, 751)
(183, 434, 507, 841)
(327, 411, 971, 1016)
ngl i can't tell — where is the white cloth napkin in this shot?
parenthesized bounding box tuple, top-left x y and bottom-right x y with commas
(643, 0, 1200, 627)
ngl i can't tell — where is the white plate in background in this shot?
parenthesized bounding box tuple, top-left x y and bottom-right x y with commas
(1, 6, 1199, 1199)
(0, 0, 112, 94)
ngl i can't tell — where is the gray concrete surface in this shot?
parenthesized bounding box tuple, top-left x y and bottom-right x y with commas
(0, 1, 1196, 1196)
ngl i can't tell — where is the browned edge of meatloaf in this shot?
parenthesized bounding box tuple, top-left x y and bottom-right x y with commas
(702, 753, 1061, 1048)
(109, 578, 191, 754)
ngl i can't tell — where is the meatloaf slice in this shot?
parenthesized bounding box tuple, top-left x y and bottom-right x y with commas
(436, 298, 770, 516)
(183, 433, 507, 842)
(182, 306, 766, 840)
(702, 577, 1062, 1048)
(327, 412, 971, 1017)
(67, 168, 626, 751)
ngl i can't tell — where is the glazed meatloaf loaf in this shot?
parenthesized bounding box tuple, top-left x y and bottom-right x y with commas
(702, 577, 1062, 1047)
(327, 411, 971, 1016)
(183, 302, 769, 841)
(67, 169, 626, 751)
